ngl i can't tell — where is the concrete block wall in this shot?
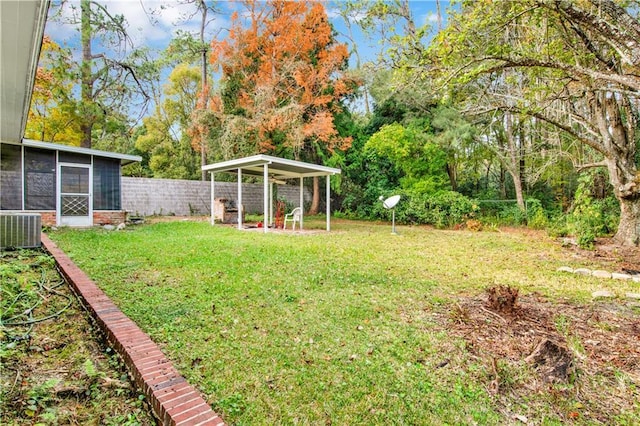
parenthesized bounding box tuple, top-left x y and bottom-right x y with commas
(122, 177, 310, 217)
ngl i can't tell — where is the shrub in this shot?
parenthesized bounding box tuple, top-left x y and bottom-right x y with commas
(391, 191, 478, 228)
(526, 198, 548, 229)
(566, 173, 619, 249)
(576, 228, 596, 250)
(497, 204, 527, 226)
(546, 215, 569, 238)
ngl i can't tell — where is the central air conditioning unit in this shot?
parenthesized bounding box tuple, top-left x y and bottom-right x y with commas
(0, 213, 42, 249)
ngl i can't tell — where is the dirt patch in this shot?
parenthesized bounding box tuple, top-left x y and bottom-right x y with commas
(130, 214, 209, 225)
(0, 249, 155, 425)
(566, 236, 640, 272)
(444, 288, 640, 422)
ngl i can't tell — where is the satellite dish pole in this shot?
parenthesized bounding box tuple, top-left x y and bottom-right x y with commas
(379, 195, 401, 235)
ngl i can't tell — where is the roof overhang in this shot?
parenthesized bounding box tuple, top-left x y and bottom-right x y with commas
(23, 139, 142, 165)
(202, 154, 341, 180)
(0, 0, 50, 144)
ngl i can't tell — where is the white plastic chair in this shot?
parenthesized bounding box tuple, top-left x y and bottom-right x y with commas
(283, 207, 302, 230)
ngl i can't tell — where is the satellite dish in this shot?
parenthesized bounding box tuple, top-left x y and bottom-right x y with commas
(379, 195, 401, 234)
(382, 195, 401, 209)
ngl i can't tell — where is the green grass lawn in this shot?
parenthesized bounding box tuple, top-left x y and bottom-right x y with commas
(48, 218, 639, 425)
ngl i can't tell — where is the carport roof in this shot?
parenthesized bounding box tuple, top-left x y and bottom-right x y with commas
(202, 154, 341, 180)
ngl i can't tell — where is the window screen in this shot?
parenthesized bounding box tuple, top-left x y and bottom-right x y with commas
(59, 151, 91, 164)
(93, 157, 121, 210)
(0, 143, 23, 209)
(24, 148, 56, 210)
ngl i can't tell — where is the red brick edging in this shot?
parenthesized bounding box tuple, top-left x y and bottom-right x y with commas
(41, 233, 225, 426)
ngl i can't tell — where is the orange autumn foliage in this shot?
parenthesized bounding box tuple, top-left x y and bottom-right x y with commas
(209, 0, 356, 155)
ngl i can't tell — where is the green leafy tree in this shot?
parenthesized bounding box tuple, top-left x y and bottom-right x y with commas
(26, 37, 82, 144)
(337, 109, 402, 217)
(135, 64, 201, 179)
(428, 105, 476, 192)
(422, 0, 640, 245)
(161, 0, 221, 179)
(365, 122, 448, 195)
(48, 0, 158, 148)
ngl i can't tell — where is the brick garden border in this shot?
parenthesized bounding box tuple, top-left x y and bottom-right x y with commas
(40, 233, 225, 426)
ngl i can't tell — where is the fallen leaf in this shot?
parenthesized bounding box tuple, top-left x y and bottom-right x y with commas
(513, 414, 528, 423)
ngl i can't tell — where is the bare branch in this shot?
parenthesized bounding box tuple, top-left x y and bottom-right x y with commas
(576, 160, 608, 172)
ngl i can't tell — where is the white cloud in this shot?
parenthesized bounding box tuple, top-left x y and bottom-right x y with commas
(424, 13, 440, 23)
(46, 0, 230, 51)
(326, 5, 367, 22)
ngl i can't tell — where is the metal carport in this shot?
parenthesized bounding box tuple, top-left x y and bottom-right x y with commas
(202, 154, 341, 232)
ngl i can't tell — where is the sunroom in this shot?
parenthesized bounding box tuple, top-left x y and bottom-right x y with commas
(1, 1, 140, 228)
(1, 139, 140, 227)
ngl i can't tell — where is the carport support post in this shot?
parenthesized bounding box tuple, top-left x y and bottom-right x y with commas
(263, 164, 268, 233)
(269, 182, 274, 227)
(237, 168, 243, 230)
(299, 177, 304, 229)
(326, 175, 331, 231)
(210, 172, 215, 225)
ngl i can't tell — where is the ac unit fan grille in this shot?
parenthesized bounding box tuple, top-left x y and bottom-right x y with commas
(0, 214, 42, 249)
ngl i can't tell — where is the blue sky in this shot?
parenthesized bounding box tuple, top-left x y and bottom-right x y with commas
(43, 1, 449, 118)
(45, 0, 449, 65)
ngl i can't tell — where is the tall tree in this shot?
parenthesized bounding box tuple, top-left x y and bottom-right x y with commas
(161, 0, 220, 180)
(422, 0, 640, 246)
(135, 64, 202, 179)
(365, 122, 449, 195)
(211, 0, 354, 153)
(335, 2, 373, 115)
(26, 37, 83, 144)
(49, 0, 157, 148)
(210, 0, 357, 212)
(429, 105, 476, 193)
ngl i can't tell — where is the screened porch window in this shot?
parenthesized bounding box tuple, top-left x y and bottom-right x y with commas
(93, 157, 121, 210)
(24, 148, 56, 210)
(0, 143, 22, 209)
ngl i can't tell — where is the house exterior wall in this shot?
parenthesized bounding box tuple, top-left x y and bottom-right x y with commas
(1, 142, 128, 227)
(27, 211, 126, 227)
(93, 211, 127, 225)
(2, 140, 311, 226)
(121, 177, 310, 217)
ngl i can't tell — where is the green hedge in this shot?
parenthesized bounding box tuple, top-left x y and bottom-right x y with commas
(377, 191, 478, 228)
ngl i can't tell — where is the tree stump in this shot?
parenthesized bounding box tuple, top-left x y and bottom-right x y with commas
(525, 338, 573, 383)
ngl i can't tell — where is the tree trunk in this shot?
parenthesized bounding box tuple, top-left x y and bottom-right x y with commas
(504, 112, 525, 210)
(446, 163, 457, 191)
(199, 0, 208, 181)
(499, 164, 506, 198)
(309, 176, 320, 215)
(597, 94, 639, 246)
(512, 171, 525, 212)
(616, 196, 640, 246)
(519, 127, 526, 193)
(80, 0, 93, 148)
(605, 155, 640, 246)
